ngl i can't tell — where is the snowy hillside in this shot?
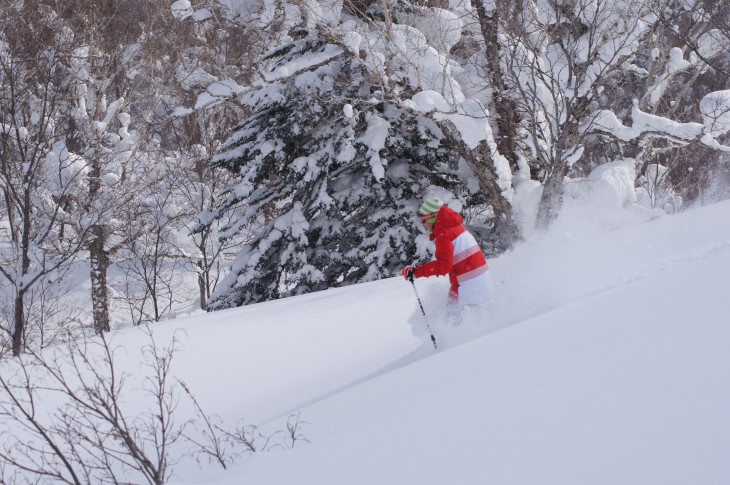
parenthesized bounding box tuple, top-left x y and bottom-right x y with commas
(3, 200, 730, 484)
(148, 202, 730, 484)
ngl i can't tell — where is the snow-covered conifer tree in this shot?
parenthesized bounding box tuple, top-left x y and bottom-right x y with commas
(208, 28, 476, 307)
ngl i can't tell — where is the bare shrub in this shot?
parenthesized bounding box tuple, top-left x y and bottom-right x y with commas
(0, 329, 308, 483)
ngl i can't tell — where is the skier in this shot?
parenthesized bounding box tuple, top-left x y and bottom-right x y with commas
(401, 198, 492, 315)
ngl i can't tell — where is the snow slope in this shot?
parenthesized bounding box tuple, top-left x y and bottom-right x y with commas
(3, 200, 730, 484)
(165, 200, 730, 485)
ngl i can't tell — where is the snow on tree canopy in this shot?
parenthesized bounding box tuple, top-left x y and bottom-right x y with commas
(700, 90, 730, 138)
(206, 31, 475, 309)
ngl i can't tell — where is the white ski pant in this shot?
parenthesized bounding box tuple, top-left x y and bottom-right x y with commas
(449, 270, 493, 307)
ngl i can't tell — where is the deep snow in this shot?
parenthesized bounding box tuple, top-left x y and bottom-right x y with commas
(3, 200, 730, 484)
(169, 200, 730, 484)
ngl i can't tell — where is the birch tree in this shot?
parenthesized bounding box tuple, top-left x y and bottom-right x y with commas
(494, 0, 660, 227)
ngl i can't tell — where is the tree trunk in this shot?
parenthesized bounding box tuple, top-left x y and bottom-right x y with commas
(89, 226, 111, 334)
(87, 143, 112, 334)
(13, 189, 33, 356)
(197, 267, 208, 311)
(196, 230, 210, 310)
(535, 161, 569, 230)
(439, 120, 519, 249)
(2, 188, 18, 244)
(535, 110, 584, 230)
(12, 292, 25, 356)
(475, 0, 522, 172)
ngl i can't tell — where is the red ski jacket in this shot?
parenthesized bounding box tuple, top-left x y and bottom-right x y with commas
(413, 206, 488, 288)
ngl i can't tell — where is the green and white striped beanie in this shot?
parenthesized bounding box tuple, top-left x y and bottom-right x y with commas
(418, 198, 444, 223)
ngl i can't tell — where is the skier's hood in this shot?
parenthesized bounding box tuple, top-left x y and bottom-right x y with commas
(430, 206, 462, 240)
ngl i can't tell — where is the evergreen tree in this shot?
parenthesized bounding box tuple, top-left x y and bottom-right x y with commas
(208, 31, 475, 308)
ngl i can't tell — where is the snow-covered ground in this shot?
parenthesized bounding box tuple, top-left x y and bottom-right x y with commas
(3, 199, 730, 484)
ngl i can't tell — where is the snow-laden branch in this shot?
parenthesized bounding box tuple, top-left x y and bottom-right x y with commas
(585, 101, 730, 153)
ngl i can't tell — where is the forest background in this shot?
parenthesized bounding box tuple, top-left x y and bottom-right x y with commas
(1, 0, 729, 357)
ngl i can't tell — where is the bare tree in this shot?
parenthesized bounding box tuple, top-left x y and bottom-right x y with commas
(56, 0, 159, 334)
(0, 4, 97, 356)
(159, 0, 265, 310)
(498, 0, 660, 228)
(22, 273, 85, 350)
(165, 147, 243, 311)
(112, 182, 192, 325)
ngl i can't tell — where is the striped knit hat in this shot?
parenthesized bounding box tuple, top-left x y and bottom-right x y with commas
(418, 197, 444, 223)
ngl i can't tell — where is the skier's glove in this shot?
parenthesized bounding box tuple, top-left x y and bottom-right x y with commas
(401, 266, 416, 281)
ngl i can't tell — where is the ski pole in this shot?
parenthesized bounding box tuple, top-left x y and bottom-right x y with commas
(409, 274, 437, 349)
